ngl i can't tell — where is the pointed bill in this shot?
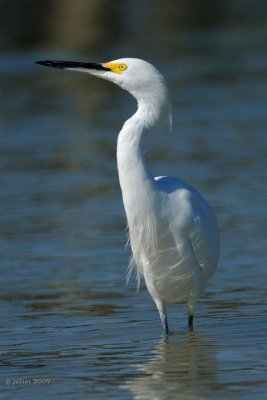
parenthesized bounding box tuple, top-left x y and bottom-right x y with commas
(35, 60, 111, 73)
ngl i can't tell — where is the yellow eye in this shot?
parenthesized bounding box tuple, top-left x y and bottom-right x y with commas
(102, 61, 128, 74)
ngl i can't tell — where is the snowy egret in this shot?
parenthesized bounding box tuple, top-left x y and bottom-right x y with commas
(36, 58, 220, 333)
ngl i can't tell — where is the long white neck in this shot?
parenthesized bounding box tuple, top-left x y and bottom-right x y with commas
(117, 104, 154, 213)
(116, 87, 171, 228)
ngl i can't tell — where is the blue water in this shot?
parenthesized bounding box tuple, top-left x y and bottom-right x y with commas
(1, 1, 267, 399)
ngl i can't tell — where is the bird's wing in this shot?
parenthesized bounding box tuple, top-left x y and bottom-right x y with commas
(187, 206, 219, 279)
(155, 176, 220, 280)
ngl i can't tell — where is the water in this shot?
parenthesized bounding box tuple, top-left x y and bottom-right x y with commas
(1, 1, 267, 399)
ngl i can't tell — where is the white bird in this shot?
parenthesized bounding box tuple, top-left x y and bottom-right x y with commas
(36, 58, 220, 333)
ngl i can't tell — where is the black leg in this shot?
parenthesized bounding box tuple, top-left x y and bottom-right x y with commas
(188, 314, 194, 331)
(164, 316, 169, 335)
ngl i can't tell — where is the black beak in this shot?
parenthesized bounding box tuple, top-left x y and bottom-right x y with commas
(35, 60, 111, 71)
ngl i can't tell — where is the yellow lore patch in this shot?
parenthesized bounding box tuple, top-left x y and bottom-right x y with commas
(102, 62, 128, 74)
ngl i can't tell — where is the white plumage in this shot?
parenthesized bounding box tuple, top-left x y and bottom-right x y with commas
(36, 57, 220, 333)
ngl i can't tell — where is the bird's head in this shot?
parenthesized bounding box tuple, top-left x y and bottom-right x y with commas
(36, 57, 171, 130)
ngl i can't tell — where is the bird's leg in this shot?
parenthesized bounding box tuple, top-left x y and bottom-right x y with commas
(187, 302, 196, 331)
(163, 314, 169, 334)
(188, 314, 194, 331)
(154, 298, 168, 334)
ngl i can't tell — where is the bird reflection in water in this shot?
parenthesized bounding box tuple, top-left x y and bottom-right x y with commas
(122, 332, 219, 400)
